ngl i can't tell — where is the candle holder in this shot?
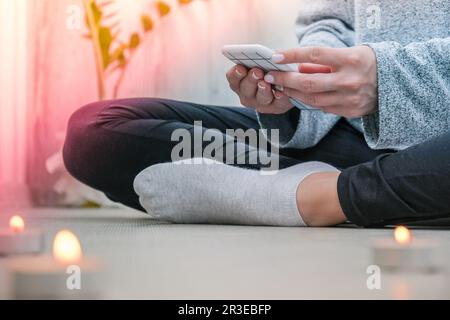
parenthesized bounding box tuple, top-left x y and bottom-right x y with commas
(3, 229, 103, 299)
(0, 215, 44, 256)
(372, 226, 441, 273)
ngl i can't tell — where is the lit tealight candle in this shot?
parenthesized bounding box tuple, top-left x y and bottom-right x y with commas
(394, 226, 411, 245)
(0, 215, 44, 256)
(52, 230, 83, 264)
(5, 229, 102, 299)
(10, 215, 25, 233)
(373, 226, 441, 273)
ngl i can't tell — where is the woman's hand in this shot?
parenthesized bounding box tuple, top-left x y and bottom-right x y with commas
(226, 65, 294, 114)
(264, 46, 379, 118)
(225, 63, 331, 114)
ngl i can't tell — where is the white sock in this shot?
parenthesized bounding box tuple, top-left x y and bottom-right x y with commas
(133, 159, 338, 226)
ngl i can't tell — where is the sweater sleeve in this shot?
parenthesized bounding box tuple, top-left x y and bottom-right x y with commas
(363, 38, 450, 150)
(258, 0, 356, 148)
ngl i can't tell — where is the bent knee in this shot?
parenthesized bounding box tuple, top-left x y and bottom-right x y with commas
(63, 101, 114, 187)
(63, 97, 171, 186)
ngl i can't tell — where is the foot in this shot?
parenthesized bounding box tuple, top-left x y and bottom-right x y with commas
(134, 159, 339, 226)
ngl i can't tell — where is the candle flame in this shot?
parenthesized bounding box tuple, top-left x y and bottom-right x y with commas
(52, 230, 82, 264)
(9, 215, 25, 233)
(394, 226, 412, 245)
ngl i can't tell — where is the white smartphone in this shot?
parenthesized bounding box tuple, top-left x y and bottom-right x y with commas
(222, 44, 319, 111)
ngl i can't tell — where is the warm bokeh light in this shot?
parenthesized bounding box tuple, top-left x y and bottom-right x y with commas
(392, 279, 411, 300)
(9, 215, 25, 233)
(52, 230, 83, 264)
(394, 226, 412, 245)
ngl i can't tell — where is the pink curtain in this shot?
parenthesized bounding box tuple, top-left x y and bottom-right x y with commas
(0, 0, 30, 208)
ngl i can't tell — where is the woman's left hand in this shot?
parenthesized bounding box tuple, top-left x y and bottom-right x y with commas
(264, 46, 379, 118)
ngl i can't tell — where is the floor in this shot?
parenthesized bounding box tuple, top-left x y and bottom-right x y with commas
(1, 208, 450, 299)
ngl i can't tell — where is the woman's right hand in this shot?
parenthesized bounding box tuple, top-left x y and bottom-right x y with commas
(226, 65, 294, 114)
(226, 64, 332, 114)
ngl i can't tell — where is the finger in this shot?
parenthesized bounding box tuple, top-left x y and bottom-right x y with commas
(240, 68, 264, 99)
(273, 47, 348, 68)
(254, 105, 275, 114)
(282, 89, 341, 108)
(226, 65, 247, 92)
(320, 105, 341, 115)
(256, 94, 293, 114)
(255, 103, 287, 115)
(273, 89, 285, 100)
(299, 63, 332, 74)
(272, 90, 294, 110)
(265, 71, 337, 93)
(256, 81, 274, 105)
(320, 105, 352, 117)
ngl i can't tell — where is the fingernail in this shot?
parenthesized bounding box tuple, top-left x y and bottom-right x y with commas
(272, 88, 283, 99)
(252, 72, 262, 80)
(275, 85, 284, 92)
(271, 53, 284, 63)
(264, 74, 274, 84)
(236, 68, 243, 77)
(258, 83, 266, 90)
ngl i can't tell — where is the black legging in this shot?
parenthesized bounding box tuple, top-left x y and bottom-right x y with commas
(63, 98, 450, 227)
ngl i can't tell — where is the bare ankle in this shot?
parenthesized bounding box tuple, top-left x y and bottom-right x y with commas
(296, 172, 347, 227)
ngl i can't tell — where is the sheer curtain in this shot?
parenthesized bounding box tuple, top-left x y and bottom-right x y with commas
(0, 0, 29, 207)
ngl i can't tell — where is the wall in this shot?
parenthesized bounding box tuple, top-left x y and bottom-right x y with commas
(0, 0, 29, 206)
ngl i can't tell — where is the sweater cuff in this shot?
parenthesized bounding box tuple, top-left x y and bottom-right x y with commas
(362, 42, 409, 150)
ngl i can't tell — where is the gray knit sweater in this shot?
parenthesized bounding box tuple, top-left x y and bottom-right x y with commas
(258, 0, 450, 150)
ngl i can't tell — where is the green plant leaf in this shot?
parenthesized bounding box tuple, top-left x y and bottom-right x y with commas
(83, 0, 200, 100)
(141, 14, 153, 32)
(128, 33, 141, 49)
(157, 2, 171, 17)
(109, 43, 126, 62)
(111, 52, 127, 71)
(118, 53, 126, 68)
(90, 1, 103, 26)
(98, 26, 113, 69)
